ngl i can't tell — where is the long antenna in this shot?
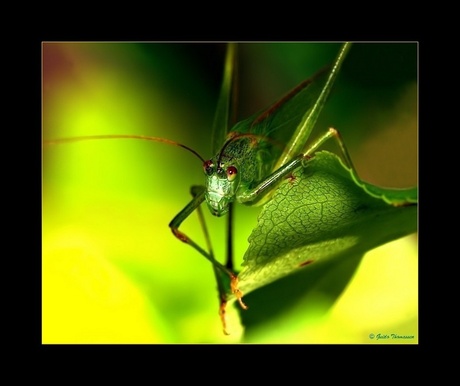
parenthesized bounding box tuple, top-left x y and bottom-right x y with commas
(44, 134, 206, 163)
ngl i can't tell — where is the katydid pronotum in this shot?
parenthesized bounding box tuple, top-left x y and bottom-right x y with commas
(43, 42, 415, 335)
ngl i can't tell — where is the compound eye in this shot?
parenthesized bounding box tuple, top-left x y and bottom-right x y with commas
(203, 160, 214, 176)
(226, 166, 238, 181)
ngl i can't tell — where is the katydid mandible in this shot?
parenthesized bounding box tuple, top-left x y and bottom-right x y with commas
(44, 42, 354, 334)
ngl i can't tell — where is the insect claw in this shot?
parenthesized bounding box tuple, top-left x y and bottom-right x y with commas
(218, 276, 247, 335)
(230, 275, 248, 310)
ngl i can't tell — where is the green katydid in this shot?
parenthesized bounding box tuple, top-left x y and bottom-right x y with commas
(43, 42, 417, 336)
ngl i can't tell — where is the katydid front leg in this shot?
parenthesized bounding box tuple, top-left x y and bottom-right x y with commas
(238, 128, 357, 205)
(168, 185, 247, 334)
(193, 191, 240, 335)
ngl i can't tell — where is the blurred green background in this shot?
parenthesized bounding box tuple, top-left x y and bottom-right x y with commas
(42, 42, 417, 343)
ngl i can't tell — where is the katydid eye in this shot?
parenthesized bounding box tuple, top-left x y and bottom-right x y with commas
(226, 166, 238, 181)
(203, 160, 214, 176)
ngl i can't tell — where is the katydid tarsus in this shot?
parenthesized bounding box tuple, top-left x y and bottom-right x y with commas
(45, 42, 366, 334)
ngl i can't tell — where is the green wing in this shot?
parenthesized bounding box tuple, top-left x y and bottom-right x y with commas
(231, 43, 351, 170)
(210, 43, 238, 156)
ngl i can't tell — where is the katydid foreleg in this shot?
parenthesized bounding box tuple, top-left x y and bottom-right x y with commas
(168, 185, 246, 334)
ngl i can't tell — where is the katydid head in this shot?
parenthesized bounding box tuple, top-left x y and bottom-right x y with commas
(201, 132, 264, 216)
(203, 159, 240, 217)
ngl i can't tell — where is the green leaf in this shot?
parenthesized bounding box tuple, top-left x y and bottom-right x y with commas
(233, 150, 417, 298)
